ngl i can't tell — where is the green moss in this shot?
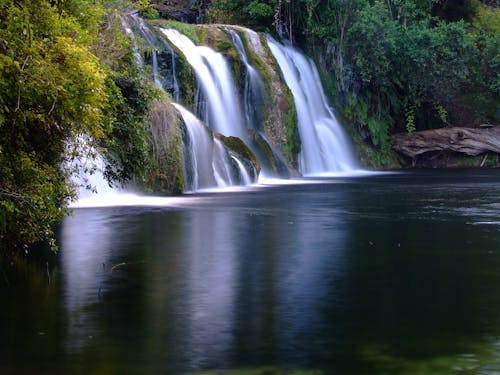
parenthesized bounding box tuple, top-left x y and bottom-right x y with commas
(248, 129, 282, 174)
(237, 29, 276, 132)
(239, 30, 301, 172)
(359, 340, 500, 374)
(216, 133, 261, 174)
(150, 19, 206, 45)
(177, 57, 196, 107)
(358, 142, 400, 169)
(204, 27, 242, 90)
(283, 91, 300, 168)
(142, 98, 185, 194)
(336, 109, 400, 170)
(240, 30, 273, 93)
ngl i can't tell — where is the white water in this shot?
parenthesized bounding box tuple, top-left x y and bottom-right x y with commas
(124, 14, 180, 97)
(212, 139, 235, 187)
(121, 15, 143, 67)
(266, 37, 359, 175)
(173, 103, 254, 191)
(232, 156, 253, 185)
(72, 22, 365, 206)
(67, 138, 125, 208)
(72, 155, 115, 199)
(227, 29, 266, 130)
(161, 28, 246, 139)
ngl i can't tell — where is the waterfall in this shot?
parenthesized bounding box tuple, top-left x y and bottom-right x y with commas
(115, 19, 362, 196)
(227, 29, 266, 131)
(73, 154, 115, 199)
(266, 37, 359, 175)
(67, 136, 119, 206)
(161, 28, 246, 139)
(124, 14, 180, 98)
(173, 103, 254, 191)
(232, 156, 252, 185)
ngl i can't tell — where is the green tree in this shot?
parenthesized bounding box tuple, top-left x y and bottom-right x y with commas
(303, 0, 475, 147)
(0, 0, 110, 252)
(0, 0, 158, 253)
(207, 0, 278, 29)
(461, 4, 499, 124)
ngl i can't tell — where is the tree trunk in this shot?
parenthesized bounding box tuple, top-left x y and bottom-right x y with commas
(391, 127, 500, 158)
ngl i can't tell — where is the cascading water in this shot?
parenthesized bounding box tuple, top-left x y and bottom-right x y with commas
(67, 137, 121, 207)
(124, 19, 258, 191)
(161, 28, 246, 140)
(173, 103, 253, 191)
(124, 14, 180, 99)
(231, 156, 252, 185)
(266, 37, 359, 175)
(161, 26, 290, 179)
(78, 17, 363, 202)
(226, 29, 266, 131)
(72, 155, 115, 199)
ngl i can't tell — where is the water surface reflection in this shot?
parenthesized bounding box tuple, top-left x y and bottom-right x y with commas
(2, 170, 500, 374)
(60, 185, 353, 372)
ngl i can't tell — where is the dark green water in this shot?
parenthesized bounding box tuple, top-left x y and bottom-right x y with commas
(1, 170, 500, 374)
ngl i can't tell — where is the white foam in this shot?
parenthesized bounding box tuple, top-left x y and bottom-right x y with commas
(69, 193, 204, 208)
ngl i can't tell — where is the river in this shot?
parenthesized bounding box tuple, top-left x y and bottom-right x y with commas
(1, 170, 500, 374)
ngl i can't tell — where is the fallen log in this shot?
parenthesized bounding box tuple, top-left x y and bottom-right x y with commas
(391, 127, 500, 159)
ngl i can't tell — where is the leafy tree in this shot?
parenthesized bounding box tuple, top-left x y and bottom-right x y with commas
(0, 0, 109, 252)
(207, 0, 278, 29)
(460, 4, 499, 124)
(299, 0, 479, 148)
(0, 0, 158, 253)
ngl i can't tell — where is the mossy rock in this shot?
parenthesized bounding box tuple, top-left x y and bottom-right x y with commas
(239, 29, 301, 171)
(151, 22, 300, 174)
(282, 90, 300, 168)
(203, 26, 242, 90)
(150, 19, 207, 45)
(247, 129, 294, 177)
(216, 133, 261, 175)
(142, 99, 185, 194)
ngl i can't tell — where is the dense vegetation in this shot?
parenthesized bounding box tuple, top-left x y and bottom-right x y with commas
(203, 0, 498, 155)
(0, 0, 162, 253)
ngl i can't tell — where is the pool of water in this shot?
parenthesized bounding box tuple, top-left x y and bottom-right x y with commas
(1, 170, 500, 374)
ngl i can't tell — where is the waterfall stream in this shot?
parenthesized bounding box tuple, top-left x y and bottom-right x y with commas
(161, 28, 246, 139)
(124, 14, 180, 97)
(266, 37, 359, 175)
(173, 103, 253, 191)
(74, 18, 363, 203)
(227, 29, 266, 131)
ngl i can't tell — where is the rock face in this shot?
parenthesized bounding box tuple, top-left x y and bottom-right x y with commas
(392, 127, 500, 159)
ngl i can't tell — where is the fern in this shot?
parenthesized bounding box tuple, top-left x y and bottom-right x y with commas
(405, 107, 416, 134)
